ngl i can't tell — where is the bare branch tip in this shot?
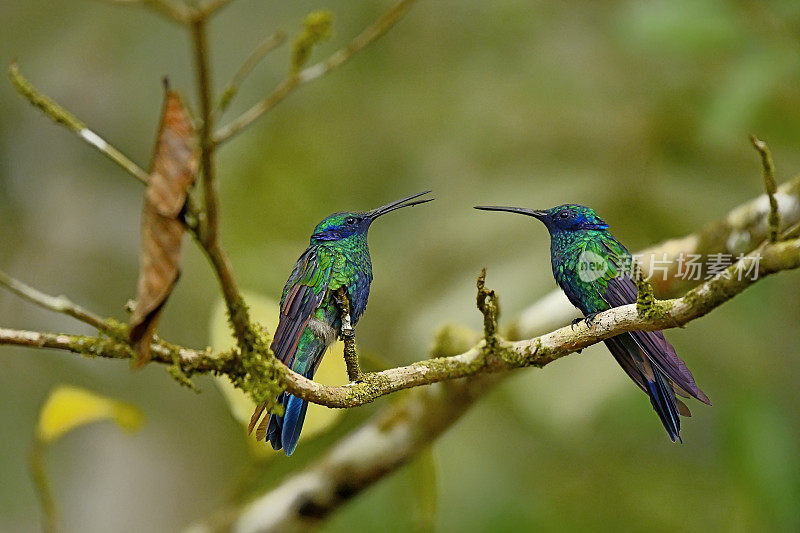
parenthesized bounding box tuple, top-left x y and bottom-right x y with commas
(749, 134, 781, 241)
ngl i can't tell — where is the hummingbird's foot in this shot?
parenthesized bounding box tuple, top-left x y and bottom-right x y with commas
(571, 313, 599, 330)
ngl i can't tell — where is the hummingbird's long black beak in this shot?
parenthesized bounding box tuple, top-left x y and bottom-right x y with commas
(474, 205, 547, 218)
(368, 191, 434, 219)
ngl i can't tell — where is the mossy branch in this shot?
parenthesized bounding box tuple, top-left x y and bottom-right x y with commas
(189, 14, 255, 354)
(3, 236, 799, 409)
(476, 268, 500, 349)
(334, 287, 364, 382)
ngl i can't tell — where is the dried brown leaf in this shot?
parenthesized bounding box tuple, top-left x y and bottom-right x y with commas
(130, 88, 198, 367)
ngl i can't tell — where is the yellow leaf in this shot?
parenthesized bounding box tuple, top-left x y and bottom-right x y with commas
(209, 291, 346, 454)
(36, 385, 143, 443)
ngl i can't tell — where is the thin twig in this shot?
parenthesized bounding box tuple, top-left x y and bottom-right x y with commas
(212, 31, 287, 120)
(750, 134, 781, 242)
(92, 0, 192, 24)
(213, 0, 419, 144)
(0, 270, 111, 332)
(190, 15, 254, 350)
(8, 61, 150, 185)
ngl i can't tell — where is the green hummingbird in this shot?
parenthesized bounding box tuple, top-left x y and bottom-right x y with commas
(475, 203, 710, 441)
(250, 191, 433, 456)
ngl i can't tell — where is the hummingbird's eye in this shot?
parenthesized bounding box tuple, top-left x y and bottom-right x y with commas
(345, 217, 356, 225)
(560, 211, 570, 218)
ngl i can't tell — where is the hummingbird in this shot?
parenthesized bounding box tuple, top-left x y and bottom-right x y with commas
(249, 191, 434, 456)
(474, 203, 710, 441)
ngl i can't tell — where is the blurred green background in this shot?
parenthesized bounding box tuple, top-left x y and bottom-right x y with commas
(2, 0, 800, 531)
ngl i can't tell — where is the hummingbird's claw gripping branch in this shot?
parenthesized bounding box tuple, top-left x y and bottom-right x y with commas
(570, 313, 598, 331)
(334, 287, 363, 382)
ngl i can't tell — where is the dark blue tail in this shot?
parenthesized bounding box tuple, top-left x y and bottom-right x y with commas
(605, 334, 683, 442)
(646, 369, 681, 442)
(267, 392, 309, 456)
(267, 359, 318, 456)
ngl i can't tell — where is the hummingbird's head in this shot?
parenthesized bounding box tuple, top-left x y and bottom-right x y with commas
(310, 191, 433, 243)
(474, 203, 608, 234)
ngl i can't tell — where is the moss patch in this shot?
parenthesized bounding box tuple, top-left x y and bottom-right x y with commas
(227, 323, 286, 416)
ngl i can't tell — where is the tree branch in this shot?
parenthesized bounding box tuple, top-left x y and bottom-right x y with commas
(276, 237, 800, 408)
(190, 14, 254, 351)
(0, 327, 231, 374)
(2, 155, 799, 403)
(213, 0, 419, 145)
(3, 234, 799, 410)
